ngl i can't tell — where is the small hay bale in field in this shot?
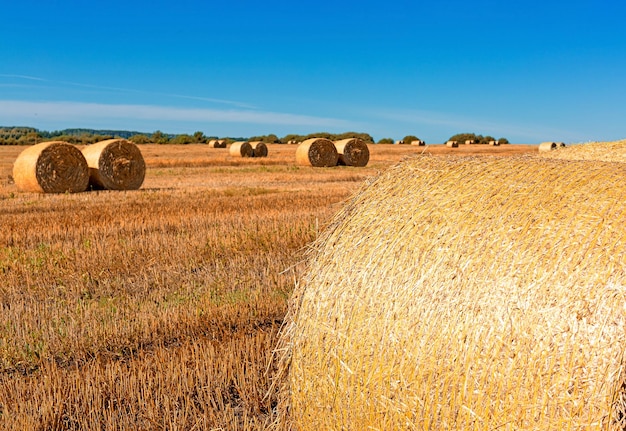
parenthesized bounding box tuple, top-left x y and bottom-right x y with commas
(410, 139, 425, 146)
(446, 140, 458, 147)
(216, 139, 227, 148)
(295, 138, 338, 167)
(538, 141, 559, 151)
(333, 138, 370, 167)
(280, 155, 626, 430)
(229, 141, 253, 157)
(12, 141, 89, 193)
(249, 141, 268, 157)
(81, 139, 146, 190)
(207, 139, 220, 148)
(489, 140, 499, 146)
(541, 139, 626, 163)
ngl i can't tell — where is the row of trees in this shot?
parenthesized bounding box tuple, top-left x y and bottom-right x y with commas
(0, 127, 509, 146)
(447, 133, 509, 145)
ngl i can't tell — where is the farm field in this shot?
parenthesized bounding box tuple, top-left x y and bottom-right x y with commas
(0, 143, 537, 430)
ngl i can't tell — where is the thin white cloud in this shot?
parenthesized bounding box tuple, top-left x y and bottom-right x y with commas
(0, 74, 255, 109)
(0, 100, 354, 128)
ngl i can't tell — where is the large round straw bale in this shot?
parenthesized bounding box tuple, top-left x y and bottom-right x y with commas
(541, 139, 626, 163)
(333, 138, 370, 167)
(249, 141, 268, 157)
(81, 139, 145, 190)
(208, 139, 219, 148)
(229, 141, 253, 157)
(295, 138, 338, 167)
(12, 141, 89, 193)
(282, 155, 626, 430)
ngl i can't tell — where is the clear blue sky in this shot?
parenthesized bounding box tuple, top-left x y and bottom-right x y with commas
(1, 0, 625, 143)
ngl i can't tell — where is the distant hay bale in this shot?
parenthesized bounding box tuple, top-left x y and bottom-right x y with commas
(489, 140, 500, 146)
(538, 141, 563, 152)
(12, 141, 89, 193)
(81, 139, 146, 190)
(446, 140, 458, 147)
(295, 138, 338, 167)
(287, 140, 298, 145)
(394, 140, 404, 145)
(229, 141, 253, 157)
(249, 141, 268, 158)
(280, 155, 626, 430)
(465, 139, 478, 145)
(208, 140, 227, 148)
(333, 138, 370, 167)
(541, 139, 626, 163)
(410, 139, 425, 146)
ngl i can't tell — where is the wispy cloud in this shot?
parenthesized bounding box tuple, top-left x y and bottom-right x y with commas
(0, 100, 355, 129)
(0, 74, 255, 109)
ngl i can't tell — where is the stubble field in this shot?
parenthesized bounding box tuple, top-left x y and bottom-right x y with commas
(0, 143, 536, 430)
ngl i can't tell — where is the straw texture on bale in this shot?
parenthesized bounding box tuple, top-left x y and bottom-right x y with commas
(281, 155, 626, 430)
(81, 139, 145, 190)
(540, 139, 626, 163)
(249, 141, 268, 157)
(12, 141, 89, 193)
(333, 138, 370, 167)
(229, 141, 253, 157)
(295, 138, 338, 167)
(446, 140, 459, 147)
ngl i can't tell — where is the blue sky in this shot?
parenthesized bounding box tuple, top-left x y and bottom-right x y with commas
(1, 0, 625, 143)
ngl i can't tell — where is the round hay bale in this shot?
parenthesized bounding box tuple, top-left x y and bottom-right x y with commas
(333, 138, 370, 167)
(81, 139, 145, 190)
(538, 141, 558, 151)
(217, 139, 227, 148)
(541, 139, 626, 163)
(410, 139, 425, 146)
(208, 139, 220, 148)
(295, 138, 338, 167)
(229, 141, 253, 157)
(12, 141, 89, 193)
(282, 155, 626, 430)
(446, 140, 458, 147)
(249, 141, 268, 158)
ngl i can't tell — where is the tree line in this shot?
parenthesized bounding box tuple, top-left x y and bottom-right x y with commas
(0, 127, 508, 145)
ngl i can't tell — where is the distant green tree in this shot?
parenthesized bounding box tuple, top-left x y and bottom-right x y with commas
(151, 130, 170, 145)
(402, 135, 420, 145)
(498, 137, 510, 145)
(193, 131, 206, 143)
(170, 134, 194, 145)
(377, 138, 394, 144)
(129, 134, 150, 145)
(448, 133, 509, 145)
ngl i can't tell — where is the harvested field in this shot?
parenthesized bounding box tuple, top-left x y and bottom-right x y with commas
(0, 143, 537, 430)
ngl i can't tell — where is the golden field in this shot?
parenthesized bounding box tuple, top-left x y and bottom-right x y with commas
(0, 143, 536, 430)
